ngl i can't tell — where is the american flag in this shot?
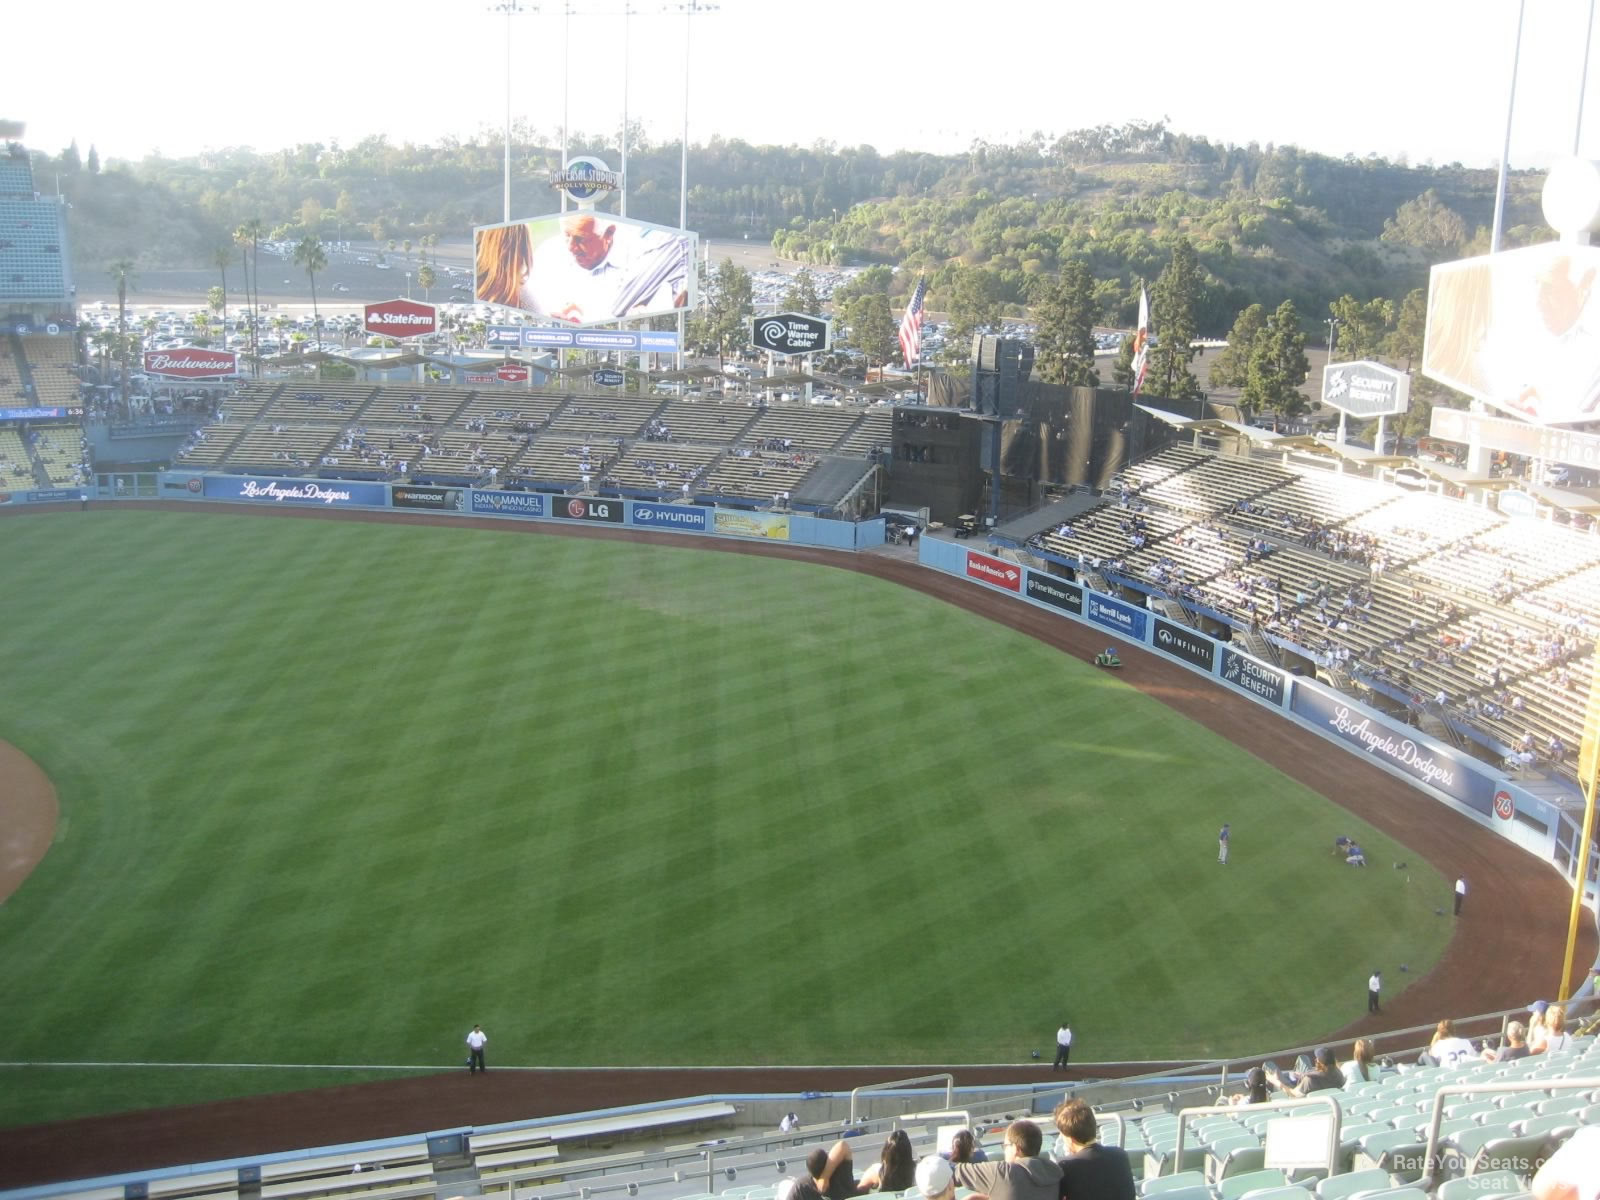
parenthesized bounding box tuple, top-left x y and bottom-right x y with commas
(898, 276, 927, 369)
(1130, 285, 1151, 397)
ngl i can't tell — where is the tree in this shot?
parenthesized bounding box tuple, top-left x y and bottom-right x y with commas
(782, 268, 822, 315)
(944, 266, 1005, 357)
(1381, 189, 1469, 256)
(845, 291, 898, 371)
(86, 145, 100, 175)
(1328, 294, 1394, 362)
(211, 244, 231, 332)
(1147, 238, 1203, 400)
(1208, 303, 1266, 391)
(1032, 261, 1099, 387)
(1385, 287, 1427, 370)
(293, 235, 328, 348)
(236, 219, 265, 368)
(62, 140, 81, 173)
(693, 259, 754, 366)
(207, 286, 225, 317)
(1112, 332, 1137, 389)
(1241, 300, 1310, 416)
(108, 258, 137, 420)
(417, 263, 437, 301)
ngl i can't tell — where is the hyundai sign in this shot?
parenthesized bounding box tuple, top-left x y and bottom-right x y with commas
(1321, 359, 1410, 419)
(752, 312, 831, 356)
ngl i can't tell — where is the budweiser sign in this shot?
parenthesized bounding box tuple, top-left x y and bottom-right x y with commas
(496, 364, 529, 383)
(363, 298, 438, 338)
(143, 348, 238, 378)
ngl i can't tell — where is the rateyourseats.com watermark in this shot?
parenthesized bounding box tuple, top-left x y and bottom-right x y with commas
(1388, 1152, 1538, 1176)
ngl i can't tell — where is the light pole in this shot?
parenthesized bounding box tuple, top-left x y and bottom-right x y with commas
(489, 1, 538, 225)
(1491, 0, 1527, 254)
(1326, 317, 1338, 359)
(670, 0, 719, 367)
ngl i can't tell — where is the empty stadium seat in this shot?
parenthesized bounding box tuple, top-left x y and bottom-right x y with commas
(1314, 1169, 1393, 1200)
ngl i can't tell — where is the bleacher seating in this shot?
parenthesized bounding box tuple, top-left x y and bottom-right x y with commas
(0, 427, 37, 487)
(0, 197, 70, 302)
(1023, 442, 1599, 780)
(19, 335, 79, 407)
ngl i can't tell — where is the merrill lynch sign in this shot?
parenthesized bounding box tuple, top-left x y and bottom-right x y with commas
(1322, 360, 1410, 418)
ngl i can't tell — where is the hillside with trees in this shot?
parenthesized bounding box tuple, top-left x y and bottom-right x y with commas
(33, 120, 1545, 424)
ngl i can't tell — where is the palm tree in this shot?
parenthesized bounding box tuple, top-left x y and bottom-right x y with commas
(235, 219, 265, 371)
(212, 245, 231, 335)
(108, 258, 136, 420)
(293, 235, 327, 350)
(417, 263, 436, 301)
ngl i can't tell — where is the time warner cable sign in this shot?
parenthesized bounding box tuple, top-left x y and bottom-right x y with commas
(752, 313, 831, 356)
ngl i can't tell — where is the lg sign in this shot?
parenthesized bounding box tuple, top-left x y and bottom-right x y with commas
(363, 299, 437, 338)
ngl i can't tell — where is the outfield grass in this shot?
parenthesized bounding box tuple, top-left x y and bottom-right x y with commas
(0, 510, 1452, 1127)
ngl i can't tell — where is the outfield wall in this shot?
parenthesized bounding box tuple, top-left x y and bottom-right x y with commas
(144, 473, 886, 551)
(917, 537, 1596, 905)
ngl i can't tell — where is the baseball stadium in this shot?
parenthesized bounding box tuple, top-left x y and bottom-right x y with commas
(3, 119, 1600, 1200)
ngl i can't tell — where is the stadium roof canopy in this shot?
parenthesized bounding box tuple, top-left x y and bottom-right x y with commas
(1406, 460, 1522, 490)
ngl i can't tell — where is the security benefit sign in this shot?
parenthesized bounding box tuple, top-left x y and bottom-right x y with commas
(1152, 618, 1216, 671)
(752, 312, 831, 356)
(1321, 359, 1411, 419)
(553, 496, 624, 523)
(1219, 648, 1286, 707)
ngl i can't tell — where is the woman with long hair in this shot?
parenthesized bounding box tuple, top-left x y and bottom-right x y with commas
(859, 1130, 917, 1193)
(475, 223, 532, 308)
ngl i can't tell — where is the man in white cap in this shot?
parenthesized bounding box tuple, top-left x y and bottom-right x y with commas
(916, 1156, 955, 1200)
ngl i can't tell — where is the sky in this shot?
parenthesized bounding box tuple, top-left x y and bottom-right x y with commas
(8, 0, 1600, 171)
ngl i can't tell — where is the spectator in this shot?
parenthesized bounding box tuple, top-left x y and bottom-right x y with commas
(1483, 1021, 1530, 1063)
(1425, 1019, 1477, 1067)
(859, 1131, 918, 1194)
(1227, 1066, 1270, 1106)
(1266, 1046, 1344, 1095)
(1340, 1039, 1386, 1085)
(1532, 1124, 1600, 1200)
(1052, 1099, 1135, 1200)
(951, 1120, 1062, 1200)
(916, 1157, 956, 1200)
(1533, 1004, 1572, 1055)
(808, 1144, 860, 1200)
(945, 1129, 986, 1164)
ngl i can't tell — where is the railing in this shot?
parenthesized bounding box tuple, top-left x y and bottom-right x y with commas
(849, 1074, 955, 1122)
(1418, 1076, 1600, 1189)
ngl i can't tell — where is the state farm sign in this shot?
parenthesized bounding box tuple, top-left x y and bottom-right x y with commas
(965, 551, 1021, 592)
(496, 364, 529, 383)
(143, 348, 238, 378)
(363, 298, 438, 338)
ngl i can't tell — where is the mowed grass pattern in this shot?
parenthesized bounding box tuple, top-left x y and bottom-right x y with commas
(0, 511, 1451, 1125)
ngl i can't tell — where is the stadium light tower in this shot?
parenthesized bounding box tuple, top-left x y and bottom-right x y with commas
(669, 0, 718, 367)
(490, 0, 539, 224)
(1490, 0, 1526, 254)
